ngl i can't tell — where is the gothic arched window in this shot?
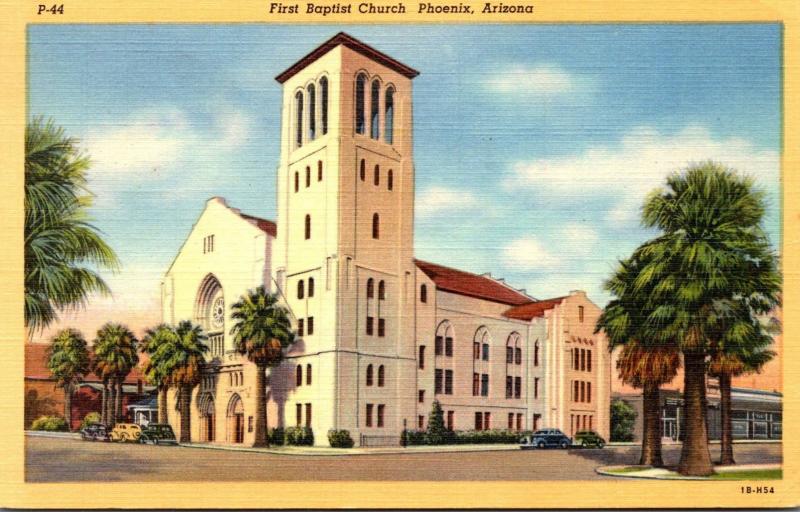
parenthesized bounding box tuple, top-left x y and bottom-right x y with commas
(366, 364, 374, 386)
(297, 280, 304, 299)
(308, 277, 315, 298)
(385, 87, 394, 144)
(378, 365, 385, 387)
(366, 278, 374, 299)
(372, 213, 380, 239)
(295, 91, 304, 148)
(319, 76, 329, 135)
(378, 280, 385, 300)
(307, 83, 316, 141)
(388, 169, 393, 191)
(304, 214, 311, 240)
(371, 79, 380, 139)
(355, 74, 367, 135)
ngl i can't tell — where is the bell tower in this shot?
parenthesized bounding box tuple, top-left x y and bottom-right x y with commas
(274, 33, 419, 443)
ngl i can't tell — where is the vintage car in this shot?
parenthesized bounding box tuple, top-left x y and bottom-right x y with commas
(79, 423, 110, 442)
(138, 424, 178, 445)
(109, 423, 142, 443)
(520, 429, 572, 449)
(574, 430, 606, 448)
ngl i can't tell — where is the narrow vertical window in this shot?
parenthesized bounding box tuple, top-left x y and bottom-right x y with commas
(307, 84, 316, 141)
(418, 346, 425, 369)
(484, 412, 491, 430)
(370, 79, 380, 139)
(481, 373, 489, 396)
(578, 305, 584, 323)
(296, 365, 303, 386)
(378, 365, 385, 387)
(305, 166, 310, 187)
(377, 404, 385, 427)
(374, 164, 380, 186)
(317, 160, 323, 181)
(445, 370, 453, 395)
(447, 411, 454, 431)
(420, 284, 427, 303)
(305, 403, 312, 428)
(378, 280, 385, 300)
(587, 382, 592, 403)
(304, 214, 311, 240)
(418, 390, 425, 403)
(295, 91, 304, 147)
(360, 159, 366, 181)
(355, 74, 366, 134)
(435, 369, 443, 394)
(388, 169, 393, 190)
(534, 377, 539, 399)
(372, 213, 380, 239)
(587, 350, 592, 372)
(307, 316, 314, 335)
(294, 172, 299, 192)
(475, 412, 482, 431)
(298, 318, 304, 336)
(306, 364, 312, 385)
(296, 403, 302, 426)
(534, 341, 540, 367)
(308, 277, 315, 297)
(366, 364, 373, 386)
(297, 280, 304, 299)
(384, 87, 394, 144)
(366, 278, 374, 299)
(514, 376, 521, 398)
(320, 76, 328, 135)
(365, 404, 373, 427)
(472, 373, 479, 396)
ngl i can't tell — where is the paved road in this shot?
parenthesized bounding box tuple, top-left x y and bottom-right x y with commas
(25, 436, 782, 482)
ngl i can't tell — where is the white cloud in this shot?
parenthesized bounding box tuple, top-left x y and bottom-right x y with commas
(504, 125, 779, 224)
(416, 186, 478, 217)
(501, 236, 560, 270)
(485, 64, 593, 98)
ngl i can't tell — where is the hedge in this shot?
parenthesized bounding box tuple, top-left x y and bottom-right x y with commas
(268, 427, 285, 446)
(285, 426, 314, 446)
(402, 428, 530, 446)
(327, 429, 354, 448)
(79, 412, 102, 430)
(31, 415, 69, 432)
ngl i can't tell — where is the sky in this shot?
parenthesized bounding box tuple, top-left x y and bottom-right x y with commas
(27, 24, 782, 342)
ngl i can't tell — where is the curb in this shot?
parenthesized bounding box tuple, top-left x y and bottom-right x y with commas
(25, 431, 81, 440)
(596, 463, 782, 480)
(180, 443, 520, 457)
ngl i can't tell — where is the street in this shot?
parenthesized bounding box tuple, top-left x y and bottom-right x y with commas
(25, 436, 782, 482)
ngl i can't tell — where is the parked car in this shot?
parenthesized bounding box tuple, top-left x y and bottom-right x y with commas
(138, 424, 178, 445)
(574, 430, 606, 448)
(79, 423, 110, 442)
(520, 429, 572, 449)
(109, 423, 142, 443)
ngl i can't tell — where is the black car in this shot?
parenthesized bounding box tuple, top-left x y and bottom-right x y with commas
(138, 424, 178, 445)
(523, 429, 572, 449)
(80, 423, 110, 442)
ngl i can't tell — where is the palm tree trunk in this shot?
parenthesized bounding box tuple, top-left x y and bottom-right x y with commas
(108, 381, 117, 427)
(158, 386, 168, 424)
(64, 383, 73, 431)
(115, 378, 124, 424)
(718, 372, 735, 465)
(179, 384, 192, 443)
(678, 351, 714, 476)
(253, 365, 268, 448)
(101, 380, 108, 425)
(640, 384, 663, 467)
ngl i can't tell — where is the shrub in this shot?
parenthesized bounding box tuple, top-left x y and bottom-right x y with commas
(327, 429, 354, 448)
(425, 400, 450, 445)
(611, 399, 637, 442)
(79, 412, 102, 430)
(268, 427, 285, 446)
(285, 426, 314, 446)
(402, 429, 427, 446)
(454, 429, 531, 444)
(31, 415, 68, 432)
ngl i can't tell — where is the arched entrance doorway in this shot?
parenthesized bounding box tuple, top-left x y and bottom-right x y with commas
(198, 393, 215, 442)
(227, 394, 244, 444)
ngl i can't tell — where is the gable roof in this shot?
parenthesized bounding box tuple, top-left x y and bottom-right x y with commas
(239, 213, 277, 237)
(275, 32, 420, 84)
(415, 259, 532, 306)
(503, 296, 568, 321)
(25, 342, 147, 383)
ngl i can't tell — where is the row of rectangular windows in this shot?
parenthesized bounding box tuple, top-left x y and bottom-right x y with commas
(294, 77, 329, 148)
(295, 364, 312, 386)
(571, 414, 593, 435)
(432, 337, 537, 367)
(365, 364, 386, 387)
(354, 74, 395, 144)
(359, 160, 394, 190)
(297, 317, 314, 336)
(573, 348, 593, 372)
(572, 380, 592, 403)
(365, 403, 386, 428)
(294, 161, 323, 192)
(295, 403, 312, 428)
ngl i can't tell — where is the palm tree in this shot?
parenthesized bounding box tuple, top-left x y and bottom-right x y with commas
(46, 328, 91, 430)
(92, 323, 138, 426)
(25, 117, 118, 333)
(634, 162, 780, 476)
(141, 324, 180, 424)
(168, 320, 208, 443)
(230, 286, 296, 447)
(598, 257, 680, 467)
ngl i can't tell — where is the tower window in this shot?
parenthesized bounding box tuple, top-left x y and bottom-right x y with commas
(295, 91, 304, 148)
(366, 278, 374, 299)
(372, 213, 380, 239)
(307, 316, 314, 335)
(366, 364, 374, 386)
(378, 365, 385, 387)
(384, 87, 394, 144)
(374, 164, 380, 186)
(378, 280, 385, 300)
(297, 280, 304, 299)
(308, 277, 315, 297)
(304, 215, 311, 240)
(306, 364, 312, 385)
(377, 404, 385, 427)
(307, 83, 316, 141)
(387, 169, 393, 191)
(355, 74, 366, 135)
(294, 172, 299, 192)
(579, 305, 584, 323)
(297, 318, 304, 337)
(320, 76, 328, 135)
(420, 284, 427, 303)
(317, 160, 323, 181)
(296, 364, 302, 386)
(370, 79, 380, 139)
(305, 166, 310, 187)
(360, 159, 366, 181)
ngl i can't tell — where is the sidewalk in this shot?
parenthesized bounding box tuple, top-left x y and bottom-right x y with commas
(597, 463, 782, 480)
(181, 442, 519, 456)
(25, 431, 81, 440)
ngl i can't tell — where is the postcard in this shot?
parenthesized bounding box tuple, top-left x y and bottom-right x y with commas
(0, 0, 798, 508)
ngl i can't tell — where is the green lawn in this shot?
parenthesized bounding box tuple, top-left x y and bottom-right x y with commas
(709, 469, 782, 480)
(608, 467, 649, 474)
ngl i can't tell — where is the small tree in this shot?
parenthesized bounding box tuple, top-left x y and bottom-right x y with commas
(425, 400, 448, 445)
(610, 399, 636, 442)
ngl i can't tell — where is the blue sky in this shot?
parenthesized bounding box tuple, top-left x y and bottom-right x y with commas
(28, 24, 781, 338)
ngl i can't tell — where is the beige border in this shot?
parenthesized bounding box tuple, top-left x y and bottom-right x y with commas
(0, 0, 797, 508)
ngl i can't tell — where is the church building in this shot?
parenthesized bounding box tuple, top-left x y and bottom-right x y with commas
(160, 33, 611, 446)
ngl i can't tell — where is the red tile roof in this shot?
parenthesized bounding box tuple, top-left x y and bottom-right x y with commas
(503, 296, 568, 321)
(275, 32, 419, 84)
(415, 259, 532, 306)
(25, 343, 147, 383)
(239, 213, 277, 238)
